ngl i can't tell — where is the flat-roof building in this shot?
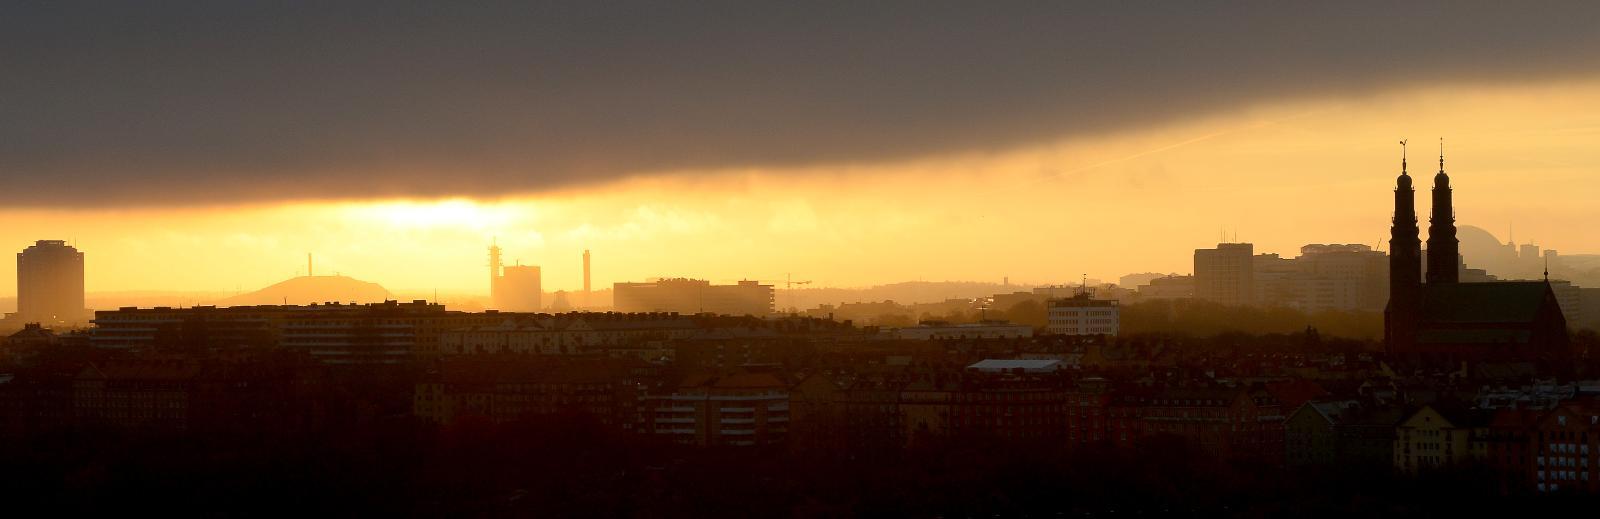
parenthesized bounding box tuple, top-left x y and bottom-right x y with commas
(614, 278, 774, 316)
(1195, 242, 1255, 306)
(1047, 293, 1120, 336)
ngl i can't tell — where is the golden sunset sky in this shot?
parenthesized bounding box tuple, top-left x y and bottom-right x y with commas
(7, 79, 1600, 296)
(7, 4, 1600, 298)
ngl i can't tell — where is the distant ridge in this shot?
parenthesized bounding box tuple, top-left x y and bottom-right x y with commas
(216, 275, 392, 307)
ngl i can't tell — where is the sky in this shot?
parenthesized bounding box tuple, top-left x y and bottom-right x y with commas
(6, 3, 1600, 296)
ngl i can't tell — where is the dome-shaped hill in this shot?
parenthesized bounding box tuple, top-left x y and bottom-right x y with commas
(216, 275, 393, 307)
(1457, 224, 1518, 276)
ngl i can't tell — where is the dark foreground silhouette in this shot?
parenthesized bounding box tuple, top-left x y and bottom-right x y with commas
(3, 413, 1596, 517)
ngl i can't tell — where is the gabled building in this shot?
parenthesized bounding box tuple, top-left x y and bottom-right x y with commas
(1129, 387, 1285, 464)
(1393, 404, 1489, 474)
(74, 360, 202, 432)
(415, 357, 652, 429)
(788, 373, 845, 453)
(1285, 400, 1356, 467)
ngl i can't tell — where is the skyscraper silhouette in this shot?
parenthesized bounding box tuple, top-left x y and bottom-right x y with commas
(16, 240, 86, 324)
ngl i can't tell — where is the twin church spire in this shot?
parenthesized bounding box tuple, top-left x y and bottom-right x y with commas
(1424, 138, 1458, 284)
(1390, 138, 1458, 288)
(1387, 138, 1455, 348)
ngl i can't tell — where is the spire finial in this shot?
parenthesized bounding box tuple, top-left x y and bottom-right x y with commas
(1544, 254, 1550, 282)
(1400, 139, 1408, 173)
(1438, 137, 1445, 171)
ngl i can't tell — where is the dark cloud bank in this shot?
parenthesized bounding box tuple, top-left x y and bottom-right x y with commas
(4, 1, 1600, 206)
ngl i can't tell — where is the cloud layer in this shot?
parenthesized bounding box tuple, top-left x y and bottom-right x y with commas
(6, 1, 1600, 205)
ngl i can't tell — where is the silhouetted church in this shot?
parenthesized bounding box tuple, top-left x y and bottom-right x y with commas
(1384, 142, 1568, 371)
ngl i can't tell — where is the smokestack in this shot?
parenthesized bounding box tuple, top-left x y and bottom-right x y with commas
(307, 253, 313, 277)
(488, 241, 503, 305)
(583, 249, 592, 307)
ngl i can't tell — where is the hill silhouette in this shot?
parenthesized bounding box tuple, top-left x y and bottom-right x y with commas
(216, 275, 392, 307)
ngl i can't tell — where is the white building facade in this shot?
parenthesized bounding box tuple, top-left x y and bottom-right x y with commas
(1046, 295, 1120, 336)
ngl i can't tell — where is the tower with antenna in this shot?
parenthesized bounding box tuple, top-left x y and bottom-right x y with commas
(583, 249, 591, 308)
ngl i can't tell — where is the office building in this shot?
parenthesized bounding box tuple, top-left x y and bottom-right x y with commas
(1253, 253, 1298, 307)
(614, 278, 774, 316)
(1047, 292, 1120, 336)
(1295, 244, 1389, 312)
(1194, 242, 1255, 306)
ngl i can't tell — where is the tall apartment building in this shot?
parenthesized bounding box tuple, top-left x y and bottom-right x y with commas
(643, 372, 789, 447)
(1253, 253, 1299, 307)
(92, 300, 505, 362)
(1194, 243, 1255, 306)
(1297, 244, 1389, 312)
(1195, 242, 1388, 312)
(15, 240, 87, 324)
(613, 278, 774, 316)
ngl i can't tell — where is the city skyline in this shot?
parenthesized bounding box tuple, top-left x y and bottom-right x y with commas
(13, 4, 1600, 513)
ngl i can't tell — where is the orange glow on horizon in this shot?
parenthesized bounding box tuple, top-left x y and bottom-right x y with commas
(7, 78, 1600, 305)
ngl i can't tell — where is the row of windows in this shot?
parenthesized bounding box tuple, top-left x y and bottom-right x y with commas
(1538, 470, 1588, 482)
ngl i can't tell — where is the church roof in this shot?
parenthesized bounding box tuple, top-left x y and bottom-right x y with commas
(1416, 329, 1532, 346)
(1418, 281, 1552, 325)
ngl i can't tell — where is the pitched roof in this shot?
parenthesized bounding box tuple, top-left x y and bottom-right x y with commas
(712, 372, 785, 389)
(1407, 403, 1492, 428)
(8, 324, 56, 340)
(1289, 400, 1356, 425)
(1338, 404, 1407, 428)
(967, 359, 1061, 372)
(1416, 329, 1532, 345)
(79, 361, 202, 381)
(1148, 388, 1242, 407)
(1419, 281, 1554, 325)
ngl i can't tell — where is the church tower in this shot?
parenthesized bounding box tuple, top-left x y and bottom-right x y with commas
(1426, 139, 1459, 283)
(1387, 141, 1422, 354)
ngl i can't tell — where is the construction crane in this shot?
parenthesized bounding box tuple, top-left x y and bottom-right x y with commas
(784, 273, 812, 314)
(715, 274, 812, 313)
